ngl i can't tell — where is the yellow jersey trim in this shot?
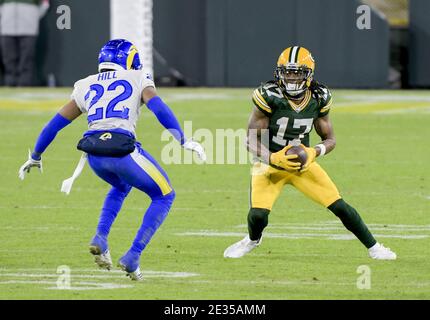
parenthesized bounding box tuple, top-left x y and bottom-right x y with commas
(286, 90, 311, 112)
(131, 151, 172, 195)
(320, 97, 333, 113)
(252, 89, 272, 113)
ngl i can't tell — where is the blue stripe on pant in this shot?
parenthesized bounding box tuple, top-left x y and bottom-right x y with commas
(87, 145, 175, 256)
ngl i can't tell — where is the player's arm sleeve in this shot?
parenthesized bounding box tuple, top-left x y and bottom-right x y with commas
(252, 87, 272, 116)
(142, 71, 185, 144)
(318, 87, 333, 117)
(146, 96, 186, 145)
(31, 83, 82, 160)
(32, 113, 72, 159)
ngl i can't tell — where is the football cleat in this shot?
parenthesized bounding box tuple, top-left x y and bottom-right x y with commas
(368, 242, 397, 260)
(89, 234, 113, 270)
(117, 251, 143, 281)
(223, 235, 262, 258)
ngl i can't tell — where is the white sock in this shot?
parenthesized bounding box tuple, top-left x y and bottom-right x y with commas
(369, 242, 380, 250)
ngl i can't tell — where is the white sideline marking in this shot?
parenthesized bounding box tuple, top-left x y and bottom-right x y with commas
(167, 278, 430, 289)
(0, 205, 241, 212)
(0, 280, 133, 290)
(176, 231, 428, 240)
(0, 270, 199, 279)
(235, 225, 430, 231)
(372, 234, 428, 239)
(163, 93, 234, 102)
(46, 282, 133, 290)
(0, 268, 199, 290)
(234, 223, 430, 232)
(176, 221, 430, 240)
(338, 94, 430, 102)
(0, 92, 70, 101)
(373, 106, 430, 114)
(235, 222, 430, 231)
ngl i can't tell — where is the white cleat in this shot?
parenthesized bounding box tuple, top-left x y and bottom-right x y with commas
(117, 262, 144, 281)
(368, 242, 397, 260)
(126, 268, 144, 281)
(223, 235, 262, 258)
(89, 245, 113, 270)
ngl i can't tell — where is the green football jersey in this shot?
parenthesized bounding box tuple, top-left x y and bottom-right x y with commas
(252, 80, 332, 152)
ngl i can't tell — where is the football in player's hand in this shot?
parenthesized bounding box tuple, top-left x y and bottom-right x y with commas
(286, 146, 308, 167)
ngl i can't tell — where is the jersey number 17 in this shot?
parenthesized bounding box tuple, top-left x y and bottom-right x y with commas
(272, 117, 313, 146)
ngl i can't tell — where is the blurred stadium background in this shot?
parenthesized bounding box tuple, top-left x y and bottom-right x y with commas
(1, 0, 426, 90)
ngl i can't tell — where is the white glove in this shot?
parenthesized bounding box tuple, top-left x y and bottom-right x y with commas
(182, 139, 206, 162)
(18, 149, 43, 180)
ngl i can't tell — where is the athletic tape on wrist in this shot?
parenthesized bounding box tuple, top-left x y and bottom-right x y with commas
(315, 144, 326, 157)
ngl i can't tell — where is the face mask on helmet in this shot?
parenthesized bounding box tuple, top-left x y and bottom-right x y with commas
(276, 65, 312, 97)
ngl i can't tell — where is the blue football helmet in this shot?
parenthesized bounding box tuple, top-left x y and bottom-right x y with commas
(98, 39, 142, 72)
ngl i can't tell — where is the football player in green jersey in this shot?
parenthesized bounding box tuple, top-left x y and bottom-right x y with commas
(224, 46, 396, 260)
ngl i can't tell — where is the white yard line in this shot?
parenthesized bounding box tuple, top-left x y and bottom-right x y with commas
(176, 231, 428, 240)
(0, 92, 70, 101)
(0, 272, 198, 279)
(337, 94, 430, 102)
(0, 268, 199, 291)
(2, 221, 429, 235)
(236, 222, 430, 230)
(373, 106, 430, 114)
(235, 225, 430, 231)
(163, 93, 236, 102)
(0, 269, 199, 279)
(0, 280, 133, 290)
(0, 205, 242, 212)
(154, 278, 430, 289)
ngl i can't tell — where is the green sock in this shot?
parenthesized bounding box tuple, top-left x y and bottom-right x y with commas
(328, 199, 377, 248)
(247, 208, 270, 241)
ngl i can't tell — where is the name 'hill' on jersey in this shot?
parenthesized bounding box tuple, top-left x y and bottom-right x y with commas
(252, 81, 332, 153)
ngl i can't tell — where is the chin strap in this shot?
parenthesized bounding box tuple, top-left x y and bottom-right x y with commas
(284, 89, 306, 99)
(282, 80, 308, 97)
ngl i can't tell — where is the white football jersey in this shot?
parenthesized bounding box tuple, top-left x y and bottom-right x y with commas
(71, 69, 155, 137)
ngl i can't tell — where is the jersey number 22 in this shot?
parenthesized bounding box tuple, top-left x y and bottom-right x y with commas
(85, 80, 133, 123)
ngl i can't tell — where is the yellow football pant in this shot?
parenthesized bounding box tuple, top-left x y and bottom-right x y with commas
(250, 161, 341, 210)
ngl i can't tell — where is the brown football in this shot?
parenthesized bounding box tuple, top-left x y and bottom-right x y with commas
(285, 145, 308, 167)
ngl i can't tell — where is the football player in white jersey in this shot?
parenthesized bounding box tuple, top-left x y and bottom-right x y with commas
(18, 39, 206, 280)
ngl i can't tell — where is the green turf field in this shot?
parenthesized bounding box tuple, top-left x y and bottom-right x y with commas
(0, 87, 429, 299)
